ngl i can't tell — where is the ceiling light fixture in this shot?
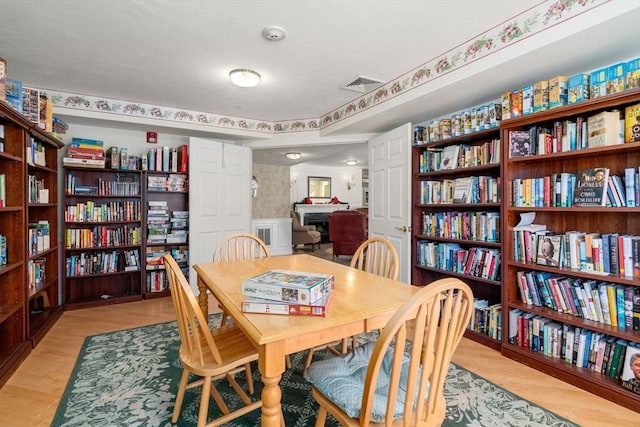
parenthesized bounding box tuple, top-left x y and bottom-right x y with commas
(285, 152, 302, 160)
(229, 69, 261, 87)
(346, 160, 358, 166)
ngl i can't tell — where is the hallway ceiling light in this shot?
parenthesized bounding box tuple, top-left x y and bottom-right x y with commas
(285, 152, 302, 160)
(229, 69, 261, 87)
(346, 160, 358, 165)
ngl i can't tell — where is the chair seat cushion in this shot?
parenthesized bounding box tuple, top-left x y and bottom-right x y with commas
(305, 341, 418, 422)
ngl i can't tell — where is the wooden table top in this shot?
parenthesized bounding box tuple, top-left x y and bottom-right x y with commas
(194, 254, 419, 349)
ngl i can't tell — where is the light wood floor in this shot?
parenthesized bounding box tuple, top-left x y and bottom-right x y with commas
(1, 296, 638, 426)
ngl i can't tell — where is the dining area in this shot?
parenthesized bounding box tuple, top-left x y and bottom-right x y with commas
(169, 233, 473, 426)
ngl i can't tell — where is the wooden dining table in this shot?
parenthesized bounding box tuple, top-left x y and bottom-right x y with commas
(193, 253, 419, 426)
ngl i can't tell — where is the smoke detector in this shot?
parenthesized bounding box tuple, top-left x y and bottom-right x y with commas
(341, 75, 385, 93)
(262, 26, 286, 41)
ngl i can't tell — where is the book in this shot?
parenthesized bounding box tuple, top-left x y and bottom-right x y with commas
(240, 293, 332, 317)
(452, 177, 472, 204)
(439, 145, 460, 170)
(587, 110, 621, 148)
(508, 130, 532, 158)
(241, 269, 334, 304)
(573, 167, 609, 207)
(536, 235, 562, 268)
(624, 102, 640, 143)
(620, 344, 640, 395)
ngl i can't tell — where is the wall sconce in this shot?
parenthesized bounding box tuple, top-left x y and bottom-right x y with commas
(290, 176, 297, 187)
(345, 175, 356, 190)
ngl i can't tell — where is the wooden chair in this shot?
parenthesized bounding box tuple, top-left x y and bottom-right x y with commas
(305, 278, 473, 426)
(350, 237, 399, 281)
(213, 233, 270, 325)
(164, 254, 262, 427)
(213, 233, 271, 262)
(302, 237, 399, 376)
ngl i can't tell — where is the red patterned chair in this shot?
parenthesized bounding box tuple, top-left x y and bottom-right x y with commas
(328, 210, 367, 259)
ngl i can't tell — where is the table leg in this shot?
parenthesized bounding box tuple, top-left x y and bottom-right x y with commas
(259, 346, 285, 426)
(197, 276, 208, 316)
(261, 373, 283, 426)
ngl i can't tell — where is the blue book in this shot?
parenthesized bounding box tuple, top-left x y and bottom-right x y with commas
(601, 233, 611, 273)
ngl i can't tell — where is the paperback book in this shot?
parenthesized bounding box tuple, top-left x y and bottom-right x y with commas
(573, 167, 609, 207)
(241, 269, 334, 304)
(240, 293, 333, 317)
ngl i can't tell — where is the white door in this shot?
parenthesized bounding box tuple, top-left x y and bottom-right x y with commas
(188, 137, 252, 293)
(368, 124, 412, 283)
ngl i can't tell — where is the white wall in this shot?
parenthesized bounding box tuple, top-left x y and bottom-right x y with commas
(290, 164, 364, 208)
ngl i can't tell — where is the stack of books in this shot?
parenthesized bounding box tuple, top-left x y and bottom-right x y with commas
(63, 138, 105, 168)
(240, 269, 335, 317)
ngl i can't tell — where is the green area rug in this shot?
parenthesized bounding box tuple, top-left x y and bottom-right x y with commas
(52, 315, 579, 426)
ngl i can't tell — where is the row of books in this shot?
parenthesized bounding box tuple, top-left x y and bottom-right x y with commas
(418, 175, 500, 204)
(65, 249, 140, 276)
(413, 57, 639, 146)
(28, 175, 49, 203)
(0, 235, 6, 265)
(417, 139, 500, 172)
(147, 145, 188, 173)
(416, 241, 501, 281)
(516, 269, 640, 330)
(514, 221, 640, 278)
(240, 269, 335, 317)
(508, 309, 640, 395)
(64, 200, 142, 223)
(27, 258, 46, 292)
(421, 210, 500, 243)
(509, 103, 640, 160)
(28, 221, 50, 256)
(502, 57, 639, 120)
(468, 299, 501, 341)
(64, 225, 142, 249)
(511, 166, 640, 208)
(412, 101, 501, 145)
(27, 138, 47, 167)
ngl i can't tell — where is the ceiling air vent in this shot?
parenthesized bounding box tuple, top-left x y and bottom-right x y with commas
(340, 76, 384, 93)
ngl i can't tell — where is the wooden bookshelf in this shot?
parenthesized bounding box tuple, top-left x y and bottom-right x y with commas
(501, 88, 640, 411)
(411, 127, 502, 350)
(0, 101, 62, 386)
(63, 167, 144, 309)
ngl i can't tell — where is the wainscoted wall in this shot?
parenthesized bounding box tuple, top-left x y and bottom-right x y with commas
(252, 163, 292, 219)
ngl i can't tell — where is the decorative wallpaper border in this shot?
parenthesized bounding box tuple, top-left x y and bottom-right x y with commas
(43, 0, 607, 136)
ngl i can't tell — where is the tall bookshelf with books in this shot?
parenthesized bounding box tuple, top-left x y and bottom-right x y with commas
(501, 88, 640, 411)
(144, 171, 189, 298)
(0, 101, 62, 387)
(63, 167, 143, 309)
(412, 126, 502, 350)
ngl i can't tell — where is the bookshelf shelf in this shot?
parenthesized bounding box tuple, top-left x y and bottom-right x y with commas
(412, 125, 502, 348)
(0, 101, 63, 386)
(501, 90, 640, 411)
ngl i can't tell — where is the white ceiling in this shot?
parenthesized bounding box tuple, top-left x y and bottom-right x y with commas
(1, 1, 639, 167)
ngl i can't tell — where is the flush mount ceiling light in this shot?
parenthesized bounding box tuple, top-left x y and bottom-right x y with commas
(229, 69, 261, 87)
(346, 160, 358, 166)
(285, 152, 302, 160)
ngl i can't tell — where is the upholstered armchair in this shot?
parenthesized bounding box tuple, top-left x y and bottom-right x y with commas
(292, 211, 321, 250)
(328, 210, 367, 259)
